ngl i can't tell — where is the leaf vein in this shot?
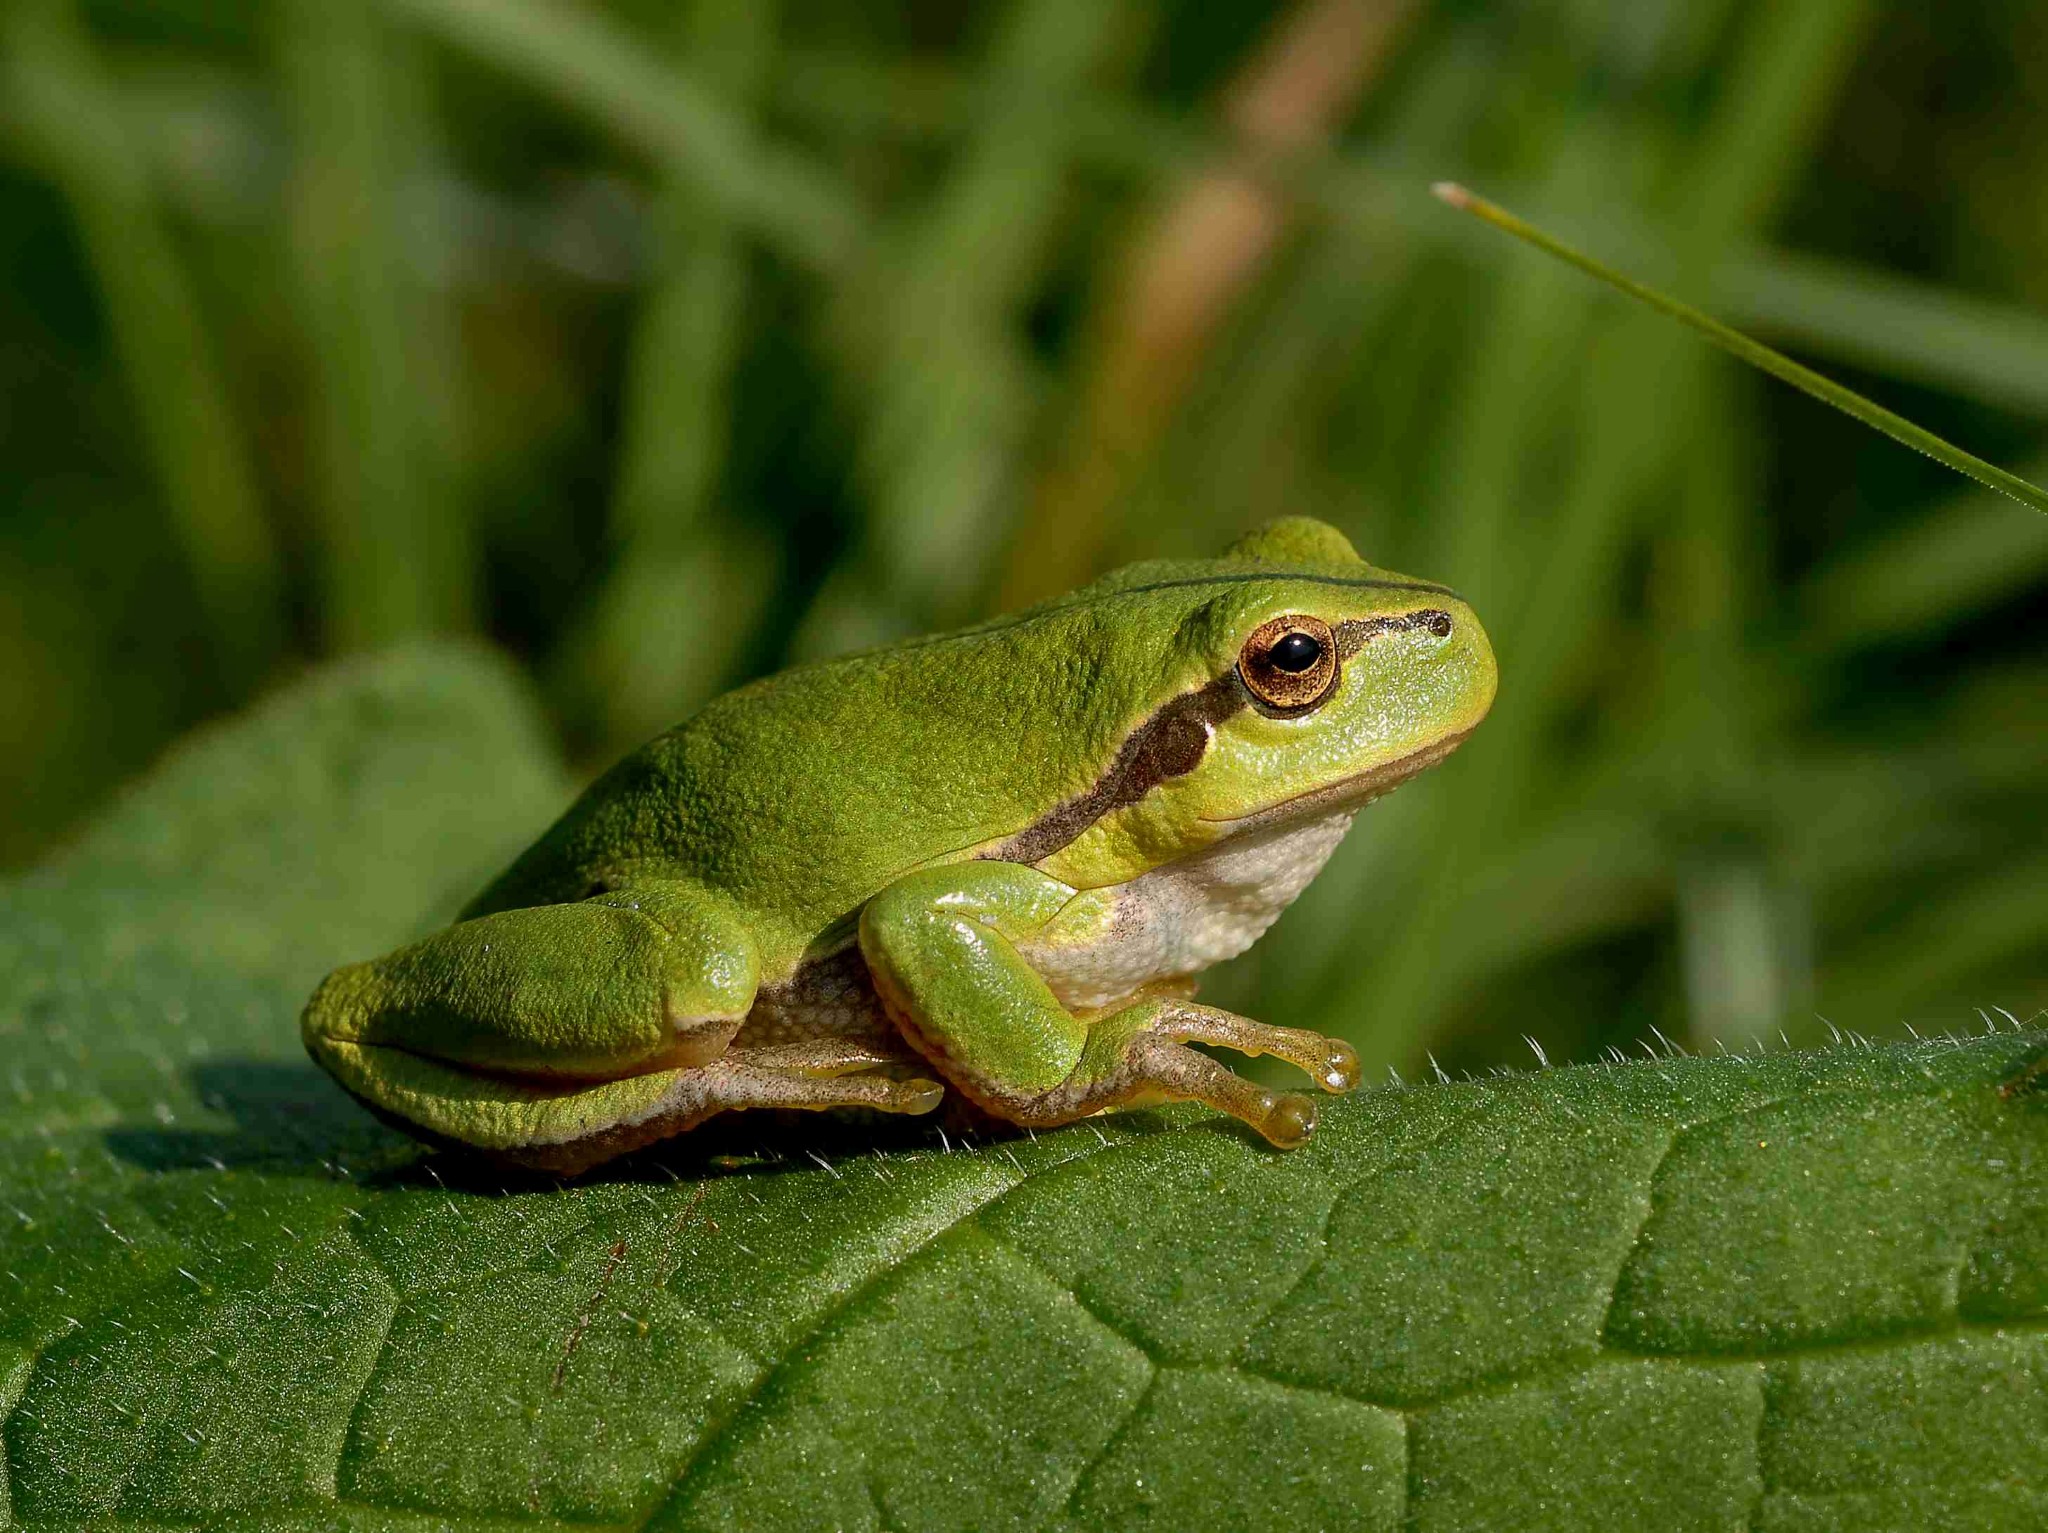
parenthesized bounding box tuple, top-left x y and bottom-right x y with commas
(630, 1130, 1143, 1530)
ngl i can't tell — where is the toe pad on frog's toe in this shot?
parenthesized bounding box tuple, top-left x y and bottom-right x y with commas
(1320, 1040, 1361, 1094)
(1258, 1092, 1318, 1148)
(896, 1078, 946, 1115)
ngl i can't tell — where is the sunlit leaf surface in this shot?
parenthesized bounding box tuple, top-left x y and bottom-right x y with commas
(3, 652, 2044, 1530)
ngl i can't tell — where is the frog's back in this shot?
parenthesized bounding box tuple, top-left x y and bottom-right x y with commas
(463, 591, 1183, 957)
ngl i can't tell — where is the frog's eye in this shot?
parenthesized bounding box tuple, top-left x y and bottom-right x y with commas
(1238, 614, 1339, 714)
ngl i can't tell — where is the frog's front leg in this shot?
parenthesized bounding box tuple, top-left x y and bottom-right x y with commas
(302, 885, 941, 1173)
(859, 864, 1360, 1146)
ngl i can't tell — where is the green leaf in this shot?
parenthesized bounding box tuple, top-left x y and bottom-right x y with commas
(5, 648, 2047, 1530)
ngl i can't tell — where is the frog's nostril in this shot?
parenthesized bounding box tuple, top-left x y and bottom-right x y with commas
(1422, 610, 1453, 639)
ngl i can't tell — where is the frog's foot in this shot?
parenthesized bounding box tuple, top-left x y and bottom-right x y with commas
(1145, 1000, 1361, 1095)
(1014, 1000, 1358, 1149)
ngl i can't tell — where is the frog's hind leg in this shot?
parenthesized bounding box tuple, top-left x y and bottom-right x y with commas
(305, 883, 795, 1170)
(306, 885, 765, 1081)
(317, 1027, 944, 1176)
(484, 1041, 945, 1175)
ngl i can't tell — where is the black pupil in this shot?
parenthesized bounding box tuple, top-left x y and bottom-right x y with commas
(1270, 632, 1322, 673)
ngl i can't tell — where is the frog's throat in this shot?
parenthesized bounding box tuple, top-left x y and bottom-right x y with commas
(987, 610, 1455, 867)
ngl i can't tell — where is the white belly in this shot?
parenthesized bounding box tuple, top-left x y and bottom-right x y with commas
(1019, 809, 1356, 1009)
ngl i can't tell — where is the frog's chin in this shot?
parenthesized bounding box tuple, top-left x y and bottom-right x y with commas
(1197, 726, 1476, 836)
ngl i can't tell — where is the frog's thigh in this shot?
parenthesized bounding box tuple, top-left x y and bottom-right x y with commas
(858, 863, 1353, 1147)
(302, 884, 761, 1087)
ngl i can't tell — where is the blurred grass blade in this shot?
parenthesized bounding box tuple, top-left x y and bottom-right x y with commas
(793, 0, 1132, 658)
(556, 0, 778, 750)
(1321, 2, 1876, 1063)
(1820, 853, 2048, 1027)
(279, 0, 473, 651)
(1677, 855, 1809, 1052)
(761, 56, 2048, 424)
(1717, 246, 2048, 418)
(3, 0, 283, 694)
(380, 0, 859, 271)
(1801, 456, 2048, 648)
(1003, 0, 1421, 607)
(1433, 181, 2048, 517)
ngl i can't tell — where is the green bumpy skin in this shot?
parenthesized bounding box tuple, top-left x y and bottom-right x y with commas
(303, 519, 1497, 1173)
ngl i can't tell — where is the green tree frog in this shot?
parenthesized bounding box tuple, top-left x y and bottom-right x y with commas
(303, 518, 1496, 1173)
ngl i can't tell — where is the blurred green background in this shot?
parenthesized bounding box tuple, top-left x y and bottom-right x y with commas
(2, 0, 2044, 1079)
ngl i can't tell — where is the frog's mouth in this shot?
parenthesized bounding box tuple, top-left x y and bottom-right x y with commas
(1197, 725, 1477, 834)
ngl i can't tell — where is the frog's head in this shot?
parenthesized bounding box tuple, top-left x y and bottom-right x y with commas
(1011, 517, 1496, 889)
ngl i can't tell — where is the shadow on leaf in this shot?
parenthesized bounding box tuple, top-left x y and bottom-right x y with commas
(103, 1054, 1189, 1197)
(355, 1098, 1186, 1195)
(103, 1057, 407, 1172)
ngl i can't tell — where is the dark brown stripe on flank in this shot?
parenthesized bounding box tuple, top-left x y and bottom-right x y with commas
(989, 672, 1247, 865)
(990, 606, 1454, 864)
